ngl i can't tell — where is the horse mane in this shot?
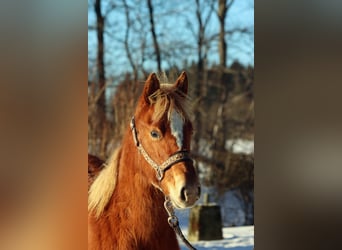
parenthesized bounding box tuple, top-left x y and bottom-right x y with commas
(149, 74, 192, 122)
(88, 147, 121, 218)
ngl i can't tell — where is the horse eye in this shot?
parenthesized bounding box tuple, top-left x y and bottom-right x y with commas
(150, 130, 161, 139)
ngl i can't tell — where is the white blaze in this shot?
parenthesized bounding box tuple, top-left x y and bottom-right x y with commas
(170, 109, 184, 149)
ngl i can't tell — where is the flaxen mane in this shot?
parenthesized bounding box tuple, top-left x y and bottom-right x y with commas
(88, 148, 121, 218)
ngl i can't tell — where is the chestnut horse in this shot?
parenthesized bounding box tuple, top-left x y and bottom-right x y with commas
(88, 72, 201, 250)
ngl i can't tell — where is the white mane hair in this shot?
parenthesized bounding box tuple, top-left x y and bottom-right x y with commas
(88, 148, 121, 218)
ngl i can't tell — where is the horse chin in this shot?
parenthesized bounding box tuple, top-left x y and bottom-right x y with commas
(170, 197, 194, 209)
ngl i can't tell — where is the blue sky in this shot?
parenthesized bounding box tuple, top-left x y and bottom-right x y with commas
(88, 0, 254, 78)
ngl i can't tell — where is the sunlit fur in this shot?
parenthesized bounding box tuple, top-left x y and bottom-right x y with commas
(88, 148, 121, 218)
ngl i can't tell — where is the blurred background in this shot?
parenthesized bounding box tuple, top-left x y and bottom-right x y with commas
(88, 0, 254, 228)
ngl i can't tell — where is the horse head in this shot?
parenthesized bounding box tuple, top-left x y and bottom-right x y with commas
(132, 72, 200, 208)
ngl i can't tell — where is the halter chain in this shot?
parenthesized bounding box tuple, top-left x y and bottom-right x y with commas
(164, 196, 197, 250)
(130, 116, 197, 250)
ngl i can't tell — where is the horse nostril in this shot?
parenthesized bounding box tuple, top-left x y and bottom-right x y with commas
(180, 187, 186, 202)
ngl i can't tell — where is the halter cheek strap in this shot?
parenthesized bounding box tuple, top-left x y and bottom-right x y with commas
(130, 116, 193, 181)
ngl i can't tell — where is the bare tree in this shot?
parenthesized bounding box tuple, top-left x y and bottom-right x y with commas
(217, 0, 235, 68)
(95, 0, 106, 115)
(90, 0, 117, 158)
(190, 0, 215, 154)
(122, 0, 138, 80)
(147, 0, 162, 72)
(208, 1, 254, 191)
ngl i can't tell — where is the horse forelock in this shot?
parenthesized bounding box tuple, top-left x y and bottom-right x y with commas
(88, 148, 121, 218)
(147, 85, 192, 124)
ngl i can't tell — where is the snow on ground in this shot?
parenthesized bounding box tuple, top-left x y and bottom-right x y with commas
(225, 139, 254, 155)
(176, 209, 254, 250)
(179, 226, 254, 250)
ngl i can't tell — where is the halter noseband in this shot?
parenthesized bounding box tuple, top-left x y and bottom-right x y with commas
(130, 116, 193, 181)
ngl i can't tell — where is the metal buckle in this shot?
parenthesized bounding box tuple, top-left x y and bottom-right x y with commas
(156, 168, 164, 181)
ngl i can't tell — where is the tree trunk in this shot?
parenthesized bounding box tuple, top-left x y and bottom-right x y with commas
(123, 0, 138, 80)
(218, 0, 228, 68)
(147, 0, 162, 72)
(211, 0, 236, 180)
(192, 0, 205, 155)
(95, 0, 107, 158)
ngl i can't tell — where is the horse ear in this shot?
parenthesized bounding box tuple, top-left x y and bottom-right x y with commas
(143, 73, 160, 104)
(174, 71, 188, 94)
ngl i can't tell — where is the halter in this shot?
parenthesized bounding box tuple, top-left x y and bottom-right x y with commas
(130, 116, 193, 181)
(130, 116, 197, 250)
